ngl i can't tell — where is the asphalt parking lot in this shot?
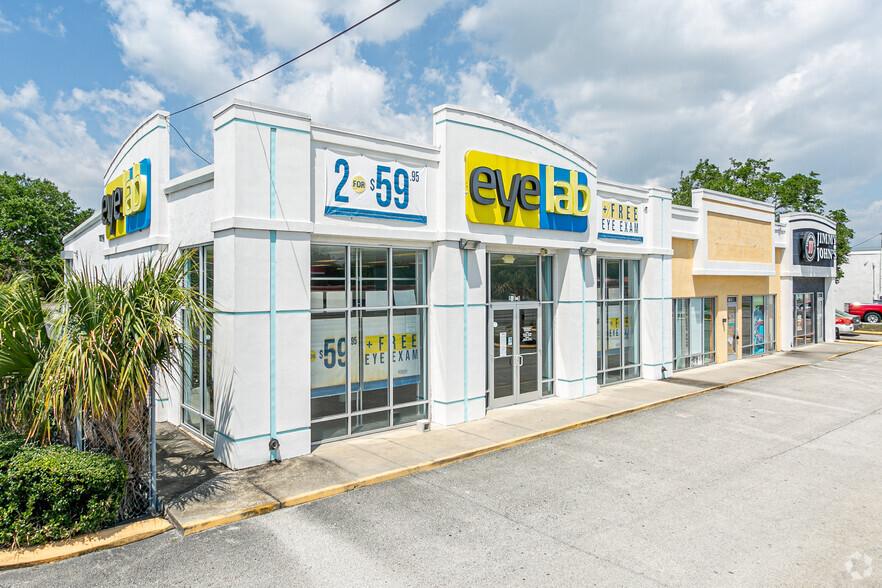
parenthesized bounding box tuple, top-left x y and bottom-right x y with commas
(3, 345, 881, 587)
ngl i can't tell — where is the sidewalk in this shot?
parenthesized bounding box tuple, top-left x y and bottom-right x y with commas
(163, 341, 878, 535)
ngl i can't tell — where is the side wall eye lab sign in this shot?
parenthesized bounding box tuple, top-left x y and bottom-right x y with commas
(325, 150, 427, 224)
(465, 150, 592, 232)
(101, 159, 151, 240)
(598, 199, 642, 243)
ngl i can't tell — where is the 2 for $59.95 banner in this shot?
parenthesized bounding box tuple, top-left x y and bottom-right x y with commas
(325, 150, 427, 224)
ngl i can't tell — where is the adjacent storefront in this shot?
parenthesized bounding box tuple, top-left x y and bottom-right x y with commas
(781, 215, 836, 351)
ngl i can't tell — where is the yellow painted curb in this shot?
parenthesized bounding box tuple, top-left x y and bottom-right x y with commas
(176, 500, 280, 536)
(280, 365, 812, 509)
(835, 340, 882, 347)
(0, 517, 172, 570)
(177, 351, 877, 538)
(853, 330, 882, 335)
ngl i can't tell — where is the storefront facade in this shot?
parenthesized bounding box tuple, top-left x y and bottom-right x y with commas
(62, 101, 833, 469)
(669, 190, 781, 371)
(778, 213, 836, 349)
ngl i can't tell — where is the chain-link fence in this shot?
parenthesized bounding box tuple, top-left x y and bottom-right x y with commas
(77, 393, 158, 521)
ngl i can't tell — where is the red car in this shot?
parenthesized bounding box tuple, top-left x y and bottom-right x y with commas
(846, 301, 882, 324)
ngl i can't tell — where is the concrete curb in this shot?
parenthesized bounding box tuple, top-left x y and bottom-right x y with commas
(835, 340, 882, 347)
(175, 361, 834, 537)
(0, 517, 172, 570)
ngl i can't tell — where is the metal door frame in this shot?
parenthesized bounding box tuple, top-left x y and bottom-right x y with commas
(488, 302, 542, 408)
(726, 296, 738, 361)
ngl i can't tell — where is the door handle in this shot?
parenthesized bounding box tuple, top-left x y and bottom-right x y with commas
(517, 355, 524, 367)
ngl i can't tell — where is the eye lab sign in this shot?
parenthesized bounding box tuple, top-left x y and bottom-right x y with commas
(598, 199, 642, 243)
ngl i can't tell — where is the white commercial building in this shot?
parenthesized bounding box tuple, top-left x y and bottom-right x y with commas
(63, 100, 835, 470)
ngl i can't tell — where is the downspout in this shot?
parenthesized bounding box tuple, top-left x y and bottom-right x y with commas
(269, 127, 279, 461)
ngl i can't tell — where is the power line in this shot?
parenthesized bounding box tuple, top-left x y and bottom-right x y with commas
(852, 231, 882, 249)
(169, 0, 404, 117)
(167, 119, 211, 165)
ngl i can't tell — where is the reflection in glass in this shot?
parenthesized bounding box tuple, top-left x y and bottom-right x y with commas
(519, 307, 539, 395)
(310, 313, 348, 419)
(392, 308, 425, 405)
(311, 244, 346, 309)
(392, 249, 425, 306)
(493, 309, 514, 399)
(541, 256, 553, 301)
(489, 254, 538, 301)
(352, 247, 388, 307)
(604, 259, 621, 300)
(352, 310, 389, 412)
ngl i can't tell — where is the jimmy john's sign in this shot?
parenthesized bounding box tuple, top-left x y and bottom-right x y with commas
(794, 228, 835, 267)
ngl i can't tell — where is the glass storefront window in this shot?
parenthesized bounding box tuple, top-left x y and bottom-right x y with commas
(181, 244, 214, 441)
(672, 297, 715, 371)
(597, 258, 640, 384)
(741, 294, 775, 356)
(310, 245, 428, 444)
(310, 244, 347, 309)
(489, 254, 538, 301)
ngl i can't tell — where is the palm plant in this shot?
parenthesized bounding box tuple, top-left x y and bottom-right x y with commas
(10, 252, 214, 515)
(0, 276, 53, 437)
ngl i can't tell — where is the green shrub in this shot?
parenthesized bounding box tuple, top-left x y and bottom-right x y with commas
(0, 433, 26, 469)
(0, 445, 127, 547)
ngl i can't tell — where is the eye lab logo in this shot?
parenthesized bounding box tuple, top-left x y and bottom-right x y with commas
(465, 151, 592, 232)
(101, 159, 151, 240)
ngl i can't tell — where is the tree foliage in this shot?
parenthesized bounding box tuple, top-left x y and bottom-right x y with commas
(0, 173, 93, 295)
(672, 157, 851, 281)
(826, 208, 854, 282)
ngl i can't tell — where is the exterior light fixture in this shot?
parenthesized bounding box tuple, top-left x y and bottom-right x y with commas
(540, 248, 548, 256)
(579, 247, 595, 256)
(459, 239, 481, 251)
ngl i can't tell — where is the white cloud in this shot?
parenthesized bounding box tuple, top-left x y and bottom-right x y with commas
(28, 6, 66, 37)
(0, 81, 40, 111)
(0, 102, 107, 210)
(54, 78, 165, 138)
(0, 10, 15, 33)
(105, 0, 241, 98)
(457, 0, 882, 205)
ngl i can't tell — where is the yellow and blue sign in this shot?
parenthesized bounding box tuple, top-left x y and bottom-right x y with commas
(465, 151, 590, 232)
(599, 198, 642, 243)
(101, 159, 151, 240)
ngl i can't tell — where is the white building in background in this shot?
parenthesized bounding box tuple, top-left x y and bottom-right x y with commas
(833, 249, 882, 310)
(62, 100, 836, 471)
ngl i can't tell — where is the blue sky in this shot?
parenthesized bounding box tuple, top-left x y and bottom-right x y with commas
(1, 0, 881, 247)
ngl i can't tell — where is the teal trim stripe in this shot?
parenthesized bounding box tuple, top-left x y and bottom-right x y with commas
(581, 256, 586, 397)
(435, 119, 596, 178)
(216, 427, 309, 444)
(462, 251, 469, 422)
(558, 299, 597, 304)
(108, 125, 166, 179)
(559, 376, 597, 383)
(270, 128, 277, 219)
(433, 303, 485, 308)
(215, 117, 311, 134)
(269, 126, 278, 461)
(215, 309, 308, 315)
(643, 297, 672, 301)
(433, 397, 486, 405)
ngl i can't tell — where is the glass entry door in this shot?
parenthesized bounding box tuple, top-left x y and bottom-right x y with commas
(726, 296, 738, 361)
(793, 293, 815, 347)
(490, 304, 540, 408)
